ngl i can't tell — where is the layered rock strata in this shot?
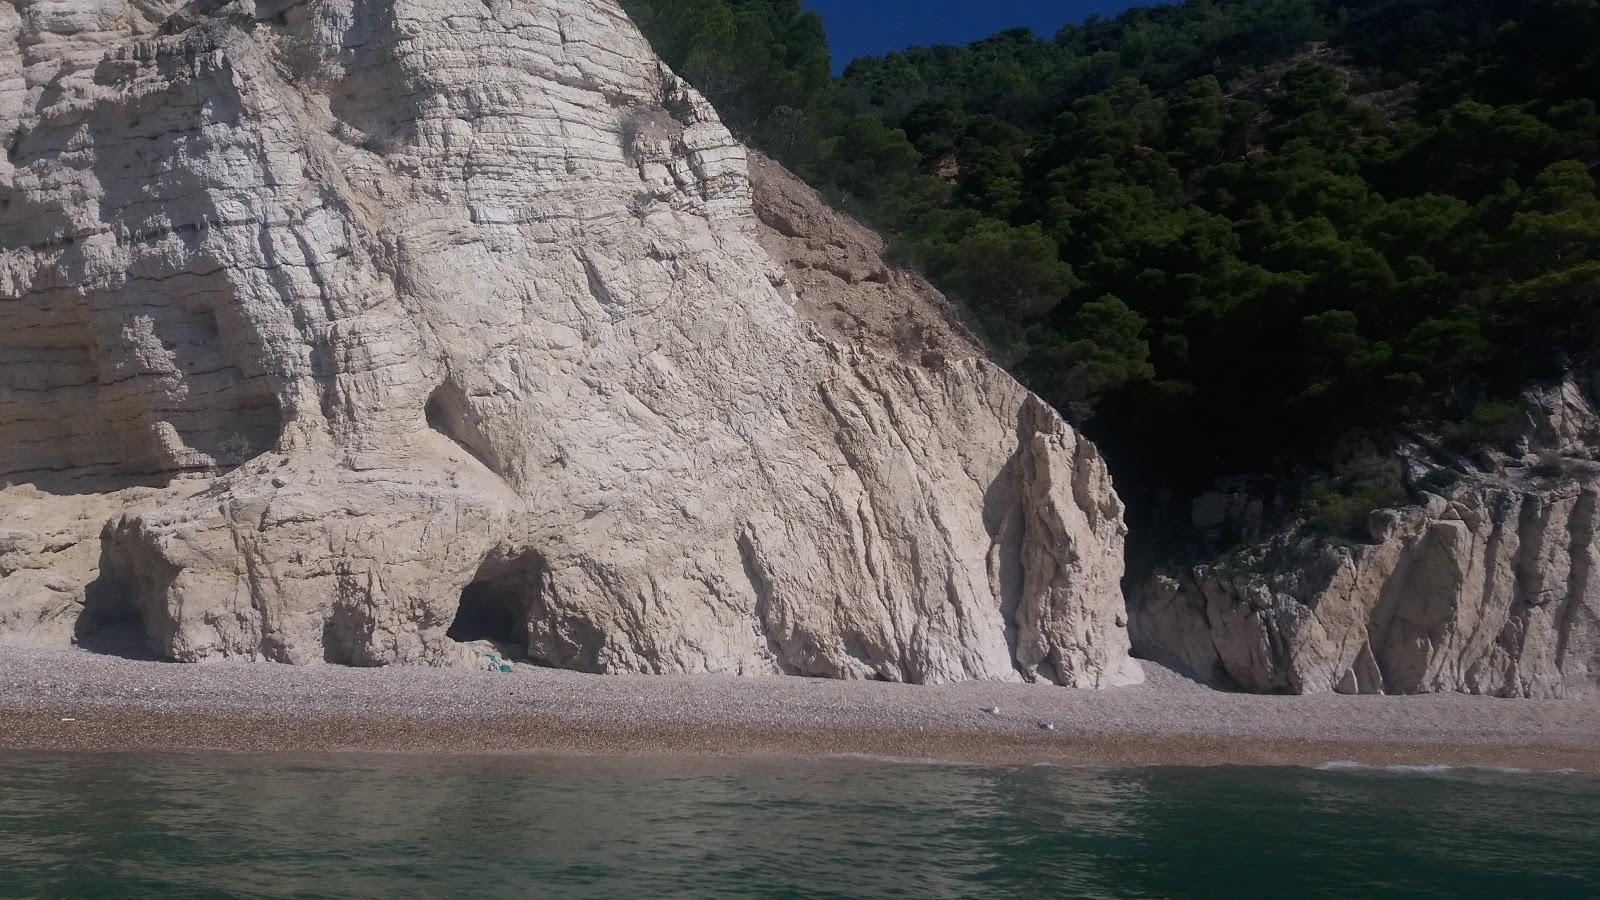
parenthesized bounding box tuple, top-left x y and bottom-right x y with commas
(0, 0, 1140, 686)
(1133, 378, 1600, 698)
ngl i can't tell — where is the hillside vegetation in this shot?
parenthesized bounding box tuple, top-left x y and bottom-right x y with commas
(623, 0, 1600, 537)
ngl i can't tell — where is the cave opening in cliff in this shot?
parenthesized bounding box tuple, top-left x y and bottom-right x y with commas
(447, 550, 544, 654)
(74, 588, 150, 658)
(449, 581, 523, 645)
(73, 544, 157, 660)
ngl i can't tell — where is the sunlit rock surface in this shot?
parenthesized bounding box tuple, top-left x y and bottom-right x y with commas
(0, 0, 1139, 686)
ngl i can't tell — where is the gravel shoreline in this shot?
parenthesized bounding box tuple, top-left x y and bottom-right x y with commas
(3, 648, 1597, 770)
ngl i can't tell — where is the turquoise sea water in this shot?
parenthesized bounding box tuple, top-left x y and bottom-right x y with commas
(2, 752, 1598, 898)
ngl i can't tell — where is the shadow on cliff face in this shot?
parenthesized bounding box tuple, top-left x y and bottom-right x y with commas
(425, 380, 502, 476)
(74, 63, 289, 486)
(72, 539, 159, 661)
(981, 445, 1027, 675)
(7, 471, 176, 499)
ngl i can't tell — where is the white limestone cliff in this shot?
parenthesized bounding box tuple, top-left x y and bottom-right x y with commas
(0, 0, 1141, 686)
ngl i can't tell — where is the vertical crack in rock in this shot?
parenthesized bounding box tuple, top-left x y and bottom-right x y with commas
(737, 530, 797, 676)
(1555, 489, 1598, 678)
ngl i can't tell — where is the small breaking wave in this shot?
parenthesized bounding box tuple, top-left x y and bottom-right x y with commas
(823, 752, 983, 769)
(1316, 760, 1546, 777)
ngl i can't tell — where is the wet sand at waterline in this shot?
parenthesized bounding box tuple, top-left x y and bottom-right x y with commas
(2, 649, 1596, 771)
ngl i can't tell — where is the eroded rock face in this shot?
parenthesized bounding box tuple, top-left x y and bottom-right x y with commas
(0, 0, 1139, 686)
(1132, 379, 1600, 698)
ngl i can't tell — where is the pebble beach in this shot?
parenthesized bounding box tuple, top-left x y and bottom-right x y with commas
(0, 648, 1595, 770)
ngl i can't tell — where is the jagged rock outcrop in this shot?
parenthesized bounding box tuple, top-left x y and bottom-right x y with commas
(1132, 377, 1600, 698)
(0, 0, 1140, 686)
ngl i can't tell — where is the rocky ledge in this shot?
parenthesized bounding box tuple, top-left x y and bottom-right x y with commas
(1132, 377, 1600, 698)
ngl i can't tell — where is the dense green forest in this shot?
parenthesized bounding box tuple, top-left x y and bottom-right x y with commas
(622, 0, 1600, 539)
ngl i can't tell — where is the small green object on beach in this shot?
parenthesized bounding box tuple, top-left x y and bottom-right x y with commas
(483, 651, 513, 674)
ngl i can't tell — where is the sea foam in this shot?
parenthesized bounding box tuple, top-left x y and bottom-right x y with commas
(1316, 760, 1543, 777)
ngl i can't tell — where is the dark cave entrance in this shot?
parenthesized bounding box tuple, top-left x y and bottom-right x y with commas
(73, 545, 157, 660)
(446, 550, 544, 653)
(448, 581, 524, 644)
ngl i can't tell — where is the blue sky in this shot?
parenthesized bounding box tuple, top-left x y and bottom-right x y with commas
(803, 1, 1154, 72)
